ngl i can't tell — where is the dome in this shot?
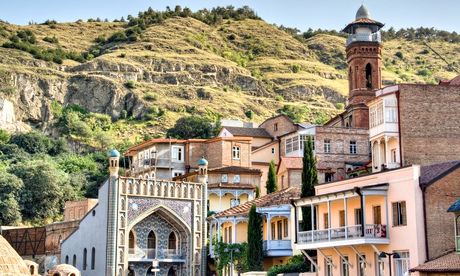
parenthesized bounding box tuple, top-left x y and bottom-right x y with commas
(198, 158, 208, 166)
(356, 4, 371, 19)
(47, 264, 80, 276)
(0, 235, 30, 276)
(108, 149, 120, 158)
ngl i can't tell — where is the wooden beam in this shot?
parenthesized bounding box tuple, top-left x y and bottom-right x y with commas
(333, 247, 353, 268)
(301, 250, 319, 271)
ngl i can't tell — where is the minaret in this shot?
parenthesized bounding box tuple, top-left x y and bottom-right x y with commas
(106, 149, 120, 276)
(197, 157, 208, 276)
(342, 5, 384, 128)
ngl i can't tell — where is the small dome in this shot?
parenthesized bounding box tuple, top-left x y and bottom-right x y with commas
(356, 4, 371, 19)
(0, 235, 30, 276)
(108, 149, 120, 158)
(47, 264, 81, 276)
(198, 158, 208, 166)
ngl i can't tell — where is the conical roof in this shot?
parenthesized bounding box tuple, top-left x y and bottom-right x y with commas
(0, 235, 30, 276)
(356, 4, 371, 19)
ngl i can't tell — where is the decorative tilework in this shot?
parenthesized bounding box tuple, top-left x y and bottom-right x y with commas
(128, 198, 192, 228)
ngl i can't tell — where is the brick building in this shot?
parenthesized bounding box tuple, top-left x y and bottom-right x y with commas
(368, 81, 460, 172)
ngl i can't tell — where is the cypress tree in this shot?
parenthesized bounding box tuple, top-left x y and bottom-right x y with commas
(301, 136, 317, 231)
(246, 204, 263, 271)
(265, 160, 277, 194)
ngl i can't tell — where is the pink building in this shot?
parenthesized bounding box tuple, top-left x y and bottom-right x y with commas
(293, 163, 459, 276)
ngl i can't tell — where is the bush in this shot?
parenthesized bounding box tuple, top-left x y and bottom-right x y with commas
(43, 36, 59, 44)
(94, 35, 106, 44)
(107, 31, 128, 43)
(291, 64, 301, 73)
(335, 103, 345, 110)
(143, 92, 157, 102)
(275, 95, 285, 102)
(124, 80, 136, 89)
(245, 110, 254, 119)
(267, 255, 309, 276)
(196, 88, 212, 100)
(417, 68, 432, 76)
(395, 51, 404, 59)
(167, 115, 220, 139)
(10, 132, 53, 155)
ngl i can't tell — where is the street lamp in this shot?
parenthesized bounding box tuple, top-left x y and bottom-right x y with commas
(224, 247, 240, 276)
(379, 251, 400, 276)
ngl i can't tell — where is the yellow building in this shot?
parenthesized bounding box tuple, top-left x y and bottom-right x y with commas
(208, 187, 300, 273)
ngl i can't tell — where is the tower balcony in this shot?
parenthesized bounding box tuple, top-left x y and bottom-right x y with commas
(346, 32, 381, 46)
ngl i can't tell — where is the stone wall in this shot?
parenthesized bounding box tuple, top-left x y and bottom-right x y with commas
(424, 166, 460, 260)
(399, 84, 460, 166)
(260, 115, 298, 138)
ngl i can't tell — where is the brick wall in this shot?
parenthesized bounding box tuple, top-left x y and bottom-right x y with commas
(64, 199, 98, 222)
(260, 115, 298, 138)
(399, 84, 460, 166)
(424, 167, 460, 260)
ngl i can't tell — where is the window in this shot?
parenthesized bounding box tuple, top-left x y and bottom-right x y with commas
(274, 123, 278, 131)
(228, 226, 233, 243)
(277, 221, 283, 240)
(373, 206, 382, 225)
(91, 248, 95, 270)
(172, 170, 184, 177)
(232, 146, 240, 160)
(349, 141, 357, 154)
(129, 231, 135, 249)
(285, 136, 300, 154)
(358, 255, 366, 276)
(376, 253, 384, 276)
(271, 147, 275, 154)
(366, 63, 372, 89)
(283, 219, 288, 237)
(171, 146, 184, 162)
(325, 256, 333, 276)
(168, 232, 177, 250)
(230, 198, 240, 207)
(83, 248, 87, 270)
(271, 222, 276, 240)
(221, 174, 228, 183)
(339, 210, 345, 227)
(232, 174, 240, 183)
(355, 208, 363, 225)
(391, 149, 397, 163)
(325, 173, 334, 183)
(392, 201, 407, 226)
(72, 254, 76, 267)
(300, 135, 315, 151)
(324, 213, 329, 229)
(324, 139, 331, 153)
(65, 255, 69, 264)
(394, 251, 410, 276)
(341, 256, 349, 276)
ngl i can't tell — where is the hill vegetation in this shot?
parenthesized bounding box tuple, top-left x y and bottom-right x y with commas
(0, 6, 459, 225)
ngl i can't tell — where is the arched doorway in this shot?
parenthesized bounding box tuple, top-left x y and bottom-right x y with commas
(147, 231, 156, 259)
(167, 267, 177, 276)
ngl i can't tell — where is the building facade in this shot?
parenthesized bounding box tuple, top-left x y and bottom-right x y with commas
(61, 150, 208, 276)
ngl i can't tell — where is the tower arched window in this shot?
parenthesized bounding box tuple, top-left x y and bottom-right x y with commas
(147, 231, 156, 258)
(129, 230, 136, 250)
(366, 63, 373, 89)
(72, 254, 76, 267)
(83, 248, 87, 270)
(168, 232, 177, 251)
(349, 67, 353, 91)
(65, 255, 69, 264)
(91, 247, 96, 270)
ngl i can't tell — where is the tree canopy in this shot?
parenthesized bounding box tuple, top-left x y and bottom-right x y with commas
(166, 115, 221, 139)
(266, 160, 278, 194)
(246, 204, 263, 271)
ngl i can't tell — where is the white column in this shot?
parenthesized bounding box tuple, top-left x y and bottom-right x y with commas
(232, 218, 236, 244)
(217, 221, 221, 243)
(344, 197, 348, 239)
(377, 140, 381, 171)
(267, 214, 271, 250)
(384, 136, 389, 167)
(311, 204, 315, 242)
(219, 191, 223, 211)
(362, 194, 367, 235)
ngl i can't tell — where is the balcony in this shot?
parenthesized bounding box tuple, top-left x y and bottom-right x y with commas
(128, 248, 185, 262)
(263, 240, 292, 257)
(346, 32, 381, 46)
(297, 224, 388, 250)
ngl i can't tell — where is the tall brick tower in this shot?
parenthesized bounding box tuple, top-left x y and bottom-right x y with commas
(341, 5, 384, 128)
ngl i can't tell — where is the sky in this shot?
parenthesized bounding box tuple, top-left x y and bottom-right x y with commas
(1, 0, 459, 32)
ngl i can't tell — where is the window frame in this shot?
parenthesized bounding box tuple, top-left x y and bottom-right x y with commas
(392, 201, 407, 227)
(171, 145, 184, 162)
(232, 146, 241, 160)
(349, 141, 357, 154)
(341, 256, 349, 276)
(324, 139, 331, 154)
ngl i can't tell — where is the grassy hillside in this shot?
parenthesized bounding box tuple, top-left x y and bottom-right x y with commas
(0, 10, 458, 147)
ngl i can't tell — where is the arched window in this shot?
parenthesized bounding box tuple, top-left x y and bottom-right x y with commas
(366, 63, 373, 89)
(91, 247, 96, 270)
(83, 248, 87, 270)
(146, 266, 155, 276)
(168, 232, 177, 251)
(147, 231, 156, 259)
(30, 265, 35, 275)
(72, 254, 76, 267)
(65, 255, 69, 264)
(349, 67, 353, 91)
(129, 231, 136, 250)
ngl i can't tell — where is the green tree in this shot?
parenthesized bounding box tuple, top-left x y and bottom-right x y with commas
(0, 171, 23, 225)
(301, 136, 317, 231)
(10, 131, 53, 154)
(266, 160, 278, 194)
(0, 129, 10, 143)
(246, 204, 263, 271)
(11, 158, 77, 223)
(166, 115, 220, 139)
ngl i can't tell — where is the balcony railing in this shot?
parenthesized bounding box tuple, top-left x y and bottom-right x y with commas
(346, 32, 381, 46)
(263, 240, 292, 251)
(298, 224, 387, 245)
(456, 236, 460, 252)
(128, 248, 184, 261)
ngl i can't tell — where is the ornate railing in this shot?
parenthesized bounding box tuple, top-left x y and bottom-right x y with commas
(263, 240, 292, 251)
(119, 177, 202, 200)
(346, 32, 381, 46)
(298, 224, 387, 244)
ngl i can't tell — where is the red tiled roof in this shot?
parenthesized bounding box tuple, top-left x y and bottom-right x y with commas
(214, 187, 300, 218)
(222, 126, 273, 138)
(342, 18, 384, 32)
(440, 75, 460, 86)
(420, 160, 460, 187)
(280, 157, 303, 170)
(410, 251, 460, 273)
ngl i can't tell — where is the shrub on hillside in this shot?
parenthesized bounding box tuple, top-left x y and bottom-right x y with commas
(166, 115, 221, 139)
(43, 36, 59, 44)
